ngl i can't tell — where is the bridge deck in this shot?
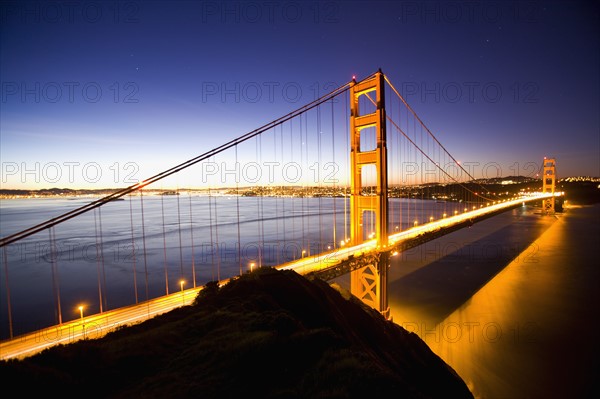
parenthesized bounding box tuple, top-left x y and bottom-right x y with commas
(277, 194, 556, 278)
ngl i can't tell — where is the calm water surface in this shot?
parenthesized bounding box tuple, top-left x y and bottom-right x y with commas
(381, 203, 599, 398)
(0, 195, 458, 338)
(2, 197, 598, 398)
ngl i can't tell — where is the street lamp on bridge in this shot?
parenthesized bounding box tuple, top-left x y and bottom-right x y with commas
(179, 280, 185, 305)
(78, 305, 85, 339)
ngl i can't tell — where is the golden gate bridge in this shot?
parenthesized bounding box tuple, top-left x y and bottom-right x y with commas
(0, 70, 561, 360)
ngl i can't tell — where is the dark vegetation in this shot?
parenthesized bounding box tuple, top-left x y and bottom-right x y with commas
(0, 268, 473, 398)
(558, 180, 600, 204)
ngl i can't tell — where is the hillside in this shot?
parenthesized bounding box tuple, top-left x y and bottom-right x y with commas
(0, 268, 473, 398)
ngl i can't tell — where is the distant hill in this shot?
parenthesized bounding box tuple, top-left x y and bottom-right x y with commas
(0, 268, 473, 398)
(559, 180, 600, 204)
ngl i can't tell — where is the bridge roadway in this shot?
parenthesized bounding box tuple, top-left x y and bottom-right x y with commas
(0, 193, 558, 361)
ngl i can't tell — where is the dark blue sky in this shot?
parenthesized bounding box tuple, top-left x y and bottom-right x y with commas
(1, 0, 598, 188)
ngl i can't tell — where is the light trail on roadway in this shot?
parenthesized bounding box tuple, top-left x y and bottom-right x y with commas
(0, 192, 559, 361)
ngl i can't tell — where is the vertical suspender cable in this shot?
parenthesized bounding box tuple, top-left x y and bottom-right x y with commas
(98, 207, 107, 311)
(331, 98, 337, 248)
(235, 146, 242, 276)
(49, 227, 62, 324)
(189, 192, 197, 287)
(2, 247, 12, 338)
(94, 209, 103, 313)
(161, 192, 169, 295)
(208, 184, 215, 281)
(257, 136, 263, 268)
(396, 94, 401, 229)
(214, 180, 220, 281)
(406, 104, 410, 227)
(344, 90, 349, 242)
(129, 194, 138, 303)
(254, 137, 259, 268)
(280, 125, 286, 260)
(274, 127, 279, 266)
(317, 104, 323, 251)
(298, 115, 306, 258)
(177, 188, 184, 281)
(139, 189, 149, 304)
(413, 116, 418, 224)
(305, 112, 310, 255)
(388, 85, 394, 232)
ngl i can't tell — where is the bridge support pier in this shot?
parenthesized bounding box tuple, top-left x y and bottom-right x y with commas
(349, 70, 391, 319)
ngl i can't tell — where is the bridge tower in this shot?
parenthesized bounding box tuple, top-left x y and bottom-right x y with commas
(349, 70, 391, 319)
(542, 157, 556, 214)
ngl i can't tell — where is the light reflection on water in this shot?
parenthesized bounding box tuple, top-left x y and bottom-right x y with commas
(386, 204, 600, 398)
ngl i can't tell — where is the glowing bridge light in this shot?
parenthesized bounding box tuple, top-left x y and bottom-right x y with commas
(179, 280, 185, 305)
(78, 305, 85, 339)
